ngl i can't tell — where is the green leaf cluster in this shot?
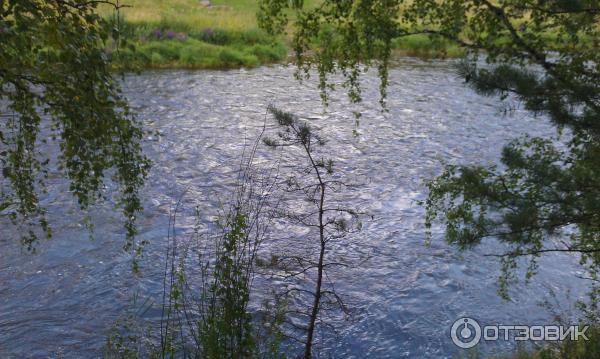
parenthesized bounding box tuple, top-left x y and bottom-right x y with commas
(200, 212, 256, 358)
(0, 0, 150, 253)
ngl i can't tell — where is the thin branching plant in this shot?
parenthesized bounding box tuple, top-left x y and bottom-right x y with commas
(106, 118, 286, 358)
(262, 106, 364, 359)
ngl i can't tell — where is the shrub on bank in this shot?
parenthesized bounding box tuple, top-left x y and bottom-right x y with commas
(251, 43, 288, 62)
(108, 22, 288, 69)
(392, 34, 465, 58)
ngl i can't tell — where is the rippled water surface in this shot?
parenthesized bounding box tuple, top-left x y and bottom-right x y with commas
(0, 59, 588, 358)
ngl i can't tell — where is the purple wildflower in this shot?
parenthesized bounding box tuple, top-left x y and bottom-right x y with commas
(165, 30, 177, 40)
(201, 27, 215, 38)
(152, 28, 163, 39)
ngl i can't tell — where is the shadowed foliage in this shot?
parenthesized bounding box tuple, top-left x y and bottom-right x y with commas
(0, 0, 150, 257)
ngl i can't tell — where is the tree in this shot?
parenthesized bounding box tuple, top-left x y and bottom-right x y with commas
(263, 106, 361, 358)
(258, 0, 600, 301)
(0, 1, 149, 254)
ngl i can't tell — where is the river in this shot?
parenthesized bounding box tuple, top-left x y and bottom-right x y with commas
(0, 58, 589, 358)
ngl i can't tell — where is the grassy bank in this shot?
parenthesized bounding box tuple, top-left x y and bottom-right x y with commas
(99, 1, 292, 69)
(99, 1, 578, 69)
(100, 0, 466, 70)
(108, 23, 288, 69)
(392, 34, 466, 58)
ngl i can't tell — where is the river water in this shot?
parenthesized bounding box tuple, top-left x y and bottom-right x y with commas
(0, 58, 589, 358)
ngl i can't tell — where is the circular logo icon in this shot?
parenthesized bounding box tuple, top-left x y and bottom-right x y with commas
(451, 317, 482, 349)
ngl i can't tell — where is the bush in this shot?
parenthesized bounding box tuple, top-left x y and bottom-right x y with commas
(105, 139, 287, 358)
(179, 42, 219, 66)
(391, 34, 465, 58)
(196, 27, 232, 45)
(219, 48, 259, 67)
(241, 54, 260, 68)
(251, 43, 287, 62)
(111, 48, 136, 64)
(147, 41, 181, 60)
(150, 52, 164, 65)
(239, 28, 272, 45)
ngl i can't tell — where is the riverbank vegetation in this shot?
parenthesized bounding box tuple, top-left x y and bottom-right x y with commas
(108, 22, 288, 69)
(99, 0, 470, 70)
(100, 0, 588, 70)
(98, 0, 308, 69)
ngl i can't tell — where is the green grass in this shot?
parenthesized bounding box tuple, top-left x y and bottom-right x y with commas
(100, 0, 468, 70)
(100, 1, 583, 69)
(392, 34, 466, 59)
(99, 0, 308, 69)
(102, 12, 289, 69)
(100, 0, 266, 31)
(109, 28, 288, 69)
